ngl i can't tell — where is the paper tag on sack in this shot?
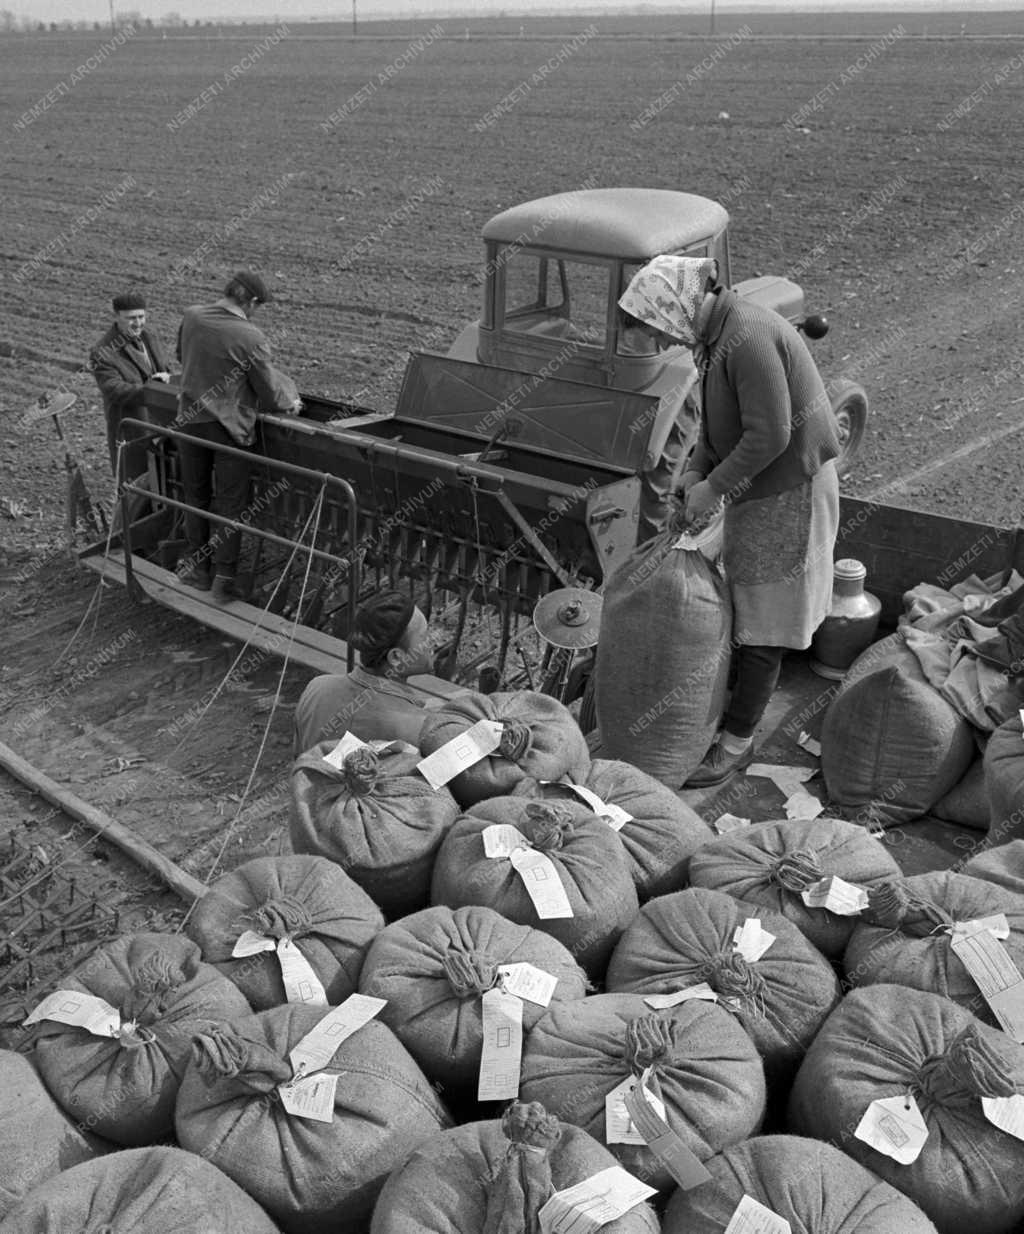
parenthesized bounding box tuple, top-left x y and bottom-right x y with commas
(796, 731, 822, 759)
(724, 1194, 793, 1234)
(623, 1065, 713, 1189)
(733, 919, 776, 963)
(483, 823, 530, 859)
(950, 929, 1024, 1041)
(643, 983, 719, 1009)
(854, 1094, 928, 1164)
(278, 1071, 339, 1123)
(538, 1165, 658, 1234)
(559, 782, 633, 832)
(231, 929, 278, 958)
(982, 1094, 1024, 1141)
(322, 730, 370, 769)
(713, 812, 751, 835)
(605, 1074, 667, 1144)
(800, 875, 870, 916)
(498, 962, 558, 1007)
(24, 990, 121, 1037)
(509, 846, 574, 919)
(951, 914, 1011, 941)
(784, 790, 825, 820)
(478, 987, 523, 1101)
(416, 719, 504, 790)
(277, 938, 329, 1006)
(288, 994, 386, 1078)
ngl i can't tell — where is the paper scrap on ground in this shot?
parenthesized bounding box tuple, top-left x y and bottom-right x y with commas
(509, 846, 574, 919)
(748, 763, 816, 784)
(24, 990, 120, 1037)
(478, 987, 523, 1101)
(643, 983, 719, 1009)
(605, 1074, 667, 1145)
(483, 823, 530, 859)
(784, 790, 825, 820)
(982, 1094, 1024, 1141)
(951, 914, 1010, 941)
(950, 929, 1024, 1042)
(854, 1094, 928, 1164)
(498, 962, 557, 1007)
(733, 918, 776, 963)
(800, 875, 870, 916)
(538, 1166, 657, 1234)
(278, 1071, 339, 1123)
(796, 731, 822, 758)
(724, 1194, 793, 1234)
(288, 994, 386, 1078)
(713, 812, 751, 835)
(561, 782, 633, 831)
(416, 719, 504, 790)
(322, 730, 370, 769)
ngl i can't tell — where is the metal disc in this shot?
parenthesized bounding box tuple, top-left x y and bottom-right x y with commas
(22, 391, 77, 424)
(533, 587, 603, 649)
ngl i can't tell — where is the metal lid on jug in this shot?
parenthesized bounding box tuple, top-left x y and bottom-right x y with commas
(834, 558, 867, 581)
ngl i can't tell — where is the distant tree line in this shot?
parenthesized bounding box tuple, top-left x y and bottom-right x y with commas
(0, 11, 265, 31)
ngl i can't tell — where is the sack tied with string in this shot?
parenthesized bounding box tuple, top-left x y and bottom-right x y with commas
(290, 740, 460, 918)
(986, 713, 1024, 841)
(28, 932, 251, 1145)
(185, 854, 384, 1009)
(965, 840, 1024, 898)
(370, 1100, 660, 1234)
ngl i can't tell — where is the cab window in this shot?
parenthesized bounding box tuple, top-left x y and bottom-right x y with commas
(500, 249, 609, 349)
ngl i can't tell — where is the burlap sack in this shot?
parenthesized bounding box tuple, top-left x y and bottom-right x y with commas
(0, 1051, 108, 1219)
(518, 992, 765, 1193)
(964, 840, 1024, 896)
(0, 1146, 280, 1234)
(370, 1102, 660, 1234)
(175, 1003, 451, 1234)
(358, 904, 588, 1089)
(185, 854, 384, 1008)
(594, 529, 732, 788)
(511, 758, 711, 900)
(788, 984, 1024, 1234)
(662, 1134, 938, 1233)
(430, 797, 638, 977)
(606, 887, 840, 1084)
(290, 740, 459, 918)
(29, 932, 251, 1145)
(986, 714, 1024, 841)
(687, 817, 901, 959)
(418, 690, 590, 808)
(932, 755, 991, 831)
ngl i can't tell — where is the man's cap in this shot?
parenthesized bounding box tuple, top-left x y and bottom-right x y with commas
(232, 270, 271, 304)
(349, 590, 415, 666)
(112, 292, 146, 312)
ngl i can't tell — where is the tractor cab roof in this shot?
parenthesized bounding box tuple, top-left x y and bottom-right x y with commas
(482, 188, 730, 260)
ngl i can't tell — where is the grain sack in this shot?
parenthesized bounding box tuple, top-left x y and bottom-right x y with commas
(821, 664, 976, 827)
(662, 1134, 938, 1233)
(932, 755, 990, 831)
(418, 690, 590, 808)
(606, 887, 841, 1083)
(0, 1050, 108, 1219)
(986, 714, 1024, 841)
(371, 1101, 660, 1234)
(511, 757, 711, 900)
(430, 797, 638, 976)
(28, 932, 251, 1145)
(186, 854, 384, 1009)
(842, 871, 1024, 1024)
(964, 840, 1024, 897)
(788, 984, 1024, 1234)
(358, 904, 588, 1090)
(175, 1002, 451, 1234)
(290, 740, 460, 918)
(687, 817, 901, 959)
(840, 629, 925, 689)
(0, 1145, 280, 1234)
(518, 992, 765, 1193)
(594, 527, 732, 788)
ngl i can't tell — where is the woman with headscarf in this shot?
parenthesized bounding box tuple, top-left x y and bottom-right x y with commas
(618, 255, 841, 787)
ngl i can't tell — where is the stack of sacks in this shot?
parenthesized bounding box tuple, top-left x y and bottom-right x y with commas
(986, 714, 1024, 841)
(27, 932, 251, 1144)
(789, 985, 1024, 1234)
(687, 817, 901, 959)
(965, 841, 1024, 896)
(0, 1051, 108, 1218)
(358, 904, 588, 1092)
(0, 1146, 281, 1234)
(431, 798, 638, 976)
(511, 758, 711, 899)
(418, 689, 590, 808)
(175, 1003, 451, 1233)
(606, 888, 841, 1083)
(290, 739, 460, 917)
(661, 1135, 938, 1232)
(842, 872, 1024, 1022)
(371, 1100, 660, 1234)
(519, 992, 765, 1192)
(186, 854, 384, 1008)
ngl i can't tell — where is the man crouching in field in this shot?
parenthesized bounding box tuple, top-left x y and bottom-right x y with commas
(175, 269, 302, 603)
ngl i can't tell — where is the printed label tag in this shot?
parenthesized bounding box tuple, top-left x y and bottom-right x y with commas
(478, 987, 523, 1102)
(800, 875, 870, 916)
(23, 990, 121, 1037)
(712, 812, 751, 835)
(498, 962, 557, 1007)
(982, 1094, 1024, 1141)
(643, 983, 719, 1009)
(483, 823, 530, 859)
(509, 846, 574, 919)
(950, 929, 1024, 1042)
(538, 1166, 658, 1234)
(561, 782, 633, 831)
(796, 731, 822, 758)
(854, 1094, 928, 1164)
(951, 914, 1011, 941)
(231, 929, 278, 958)
(416, 719, 504, 790)
(724, 1194, 793, 1234)
(623, 1065, 713, 1190)
(733, 919, 776, 963)
(288, 994, 386, 1079)
(277, 938, 329, 1007)
(784, 790, 825, 820)
(322, 730, 370, 769)
(605, 1074, 667, 1144)
(277, 1071, 339, 1123)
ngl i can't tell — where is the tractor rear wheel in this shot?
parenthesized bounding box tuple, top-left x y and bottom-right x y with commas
(829, 379, 869, 479)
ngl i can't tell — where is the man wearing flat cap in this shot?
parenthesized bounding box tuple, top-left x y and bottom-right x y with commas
(176, 270, 302, 602)
(89, 291, 171, 479)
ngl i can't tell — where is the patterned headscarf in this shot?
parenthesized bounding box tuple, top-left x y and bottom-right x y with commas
(618, 255, 719, 346)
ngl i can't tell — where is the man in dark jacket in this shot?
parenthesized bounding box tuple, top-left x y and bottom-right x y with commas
(176, 270, 302, 602)
(89, 291, 171, 478)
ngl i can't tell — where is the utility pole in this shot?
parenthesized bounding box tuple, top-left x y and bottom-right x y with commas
(108, 0, 115, 33)
(352, 0, 356, 35)
(709, 0, 716, 37)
